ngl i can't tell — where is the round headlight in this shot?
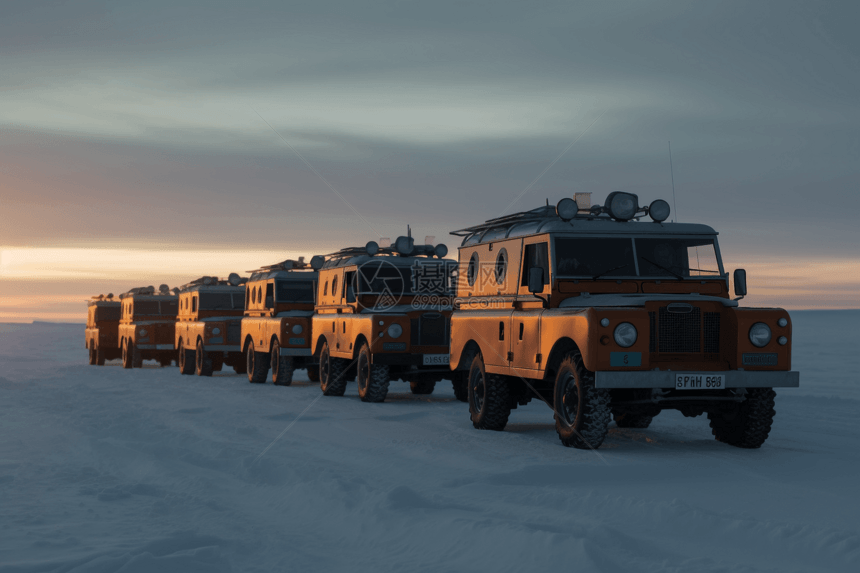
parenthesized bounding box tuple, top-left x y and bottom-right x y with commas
(749, 323, 772, 347)
(211, 327, 221, 335)
(613, 322, 637, 348)
(600, 318, 610, 327)
(607, 192, 638, 221)
(556, 197, 578, 221)
(292, 324, 303, 335)
(138, 328, 147, 336)
(387, 324, 403, 338)
(648, 199, 671, 222)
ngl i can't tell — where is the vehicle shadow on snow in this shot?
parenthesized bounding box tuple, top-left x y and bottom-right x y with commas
(501, 423, 727, 452)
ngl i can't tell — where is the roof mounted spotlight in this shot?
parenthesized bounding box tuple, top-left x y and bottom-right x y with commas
(434, 244, 449, 258)
(648, 199, 671, 222)
(394, 235, 414, 256)
(310, 255, 325, 269)
(556, 197, 578, 221)
(228, 273, 241, 286)
(605, 191, 639, 221)
(365, 241, 380, 256)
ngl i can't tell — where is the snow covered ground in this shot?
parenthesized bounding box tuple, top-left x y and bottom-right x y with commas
(1, 311, 858, 572)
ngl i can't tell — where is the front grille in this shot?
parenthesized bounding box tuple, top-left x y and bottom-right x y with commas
(651, 306, 721, 356)
(657, 306, 701, 353)
(227, 323, 241, 344)
(703, 312, 721, 353)
(411, 313, 448, 346)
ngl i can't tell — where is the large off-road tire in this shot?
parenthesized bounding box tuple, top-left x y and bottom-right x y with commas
(95, 345, 106, 366)
(319, 341, 348, 396)
(451, 371, 468, 402)
(613, 412, 654, 429)
(88, 342, 97, 365)
(121, 340, 132, 369)
(132, 342, 143, 368)
(159, 357, 172, 367)
(178, 340, 195, 375)
(232, 360, 247, 375)
(122, 340, 141, 369)
(410, 379, 436, 395)
(468, 354, 512, 431)
(211, 354, 223, 372)
(707, 388, 777, 448)
(306, 365, 320, 383)
(246, 340, 270, 384)
(196, 339, 213, 377)
(553, 351, 611, 449)
(271, 340, 294, 386)
(356, 344, 390, 402)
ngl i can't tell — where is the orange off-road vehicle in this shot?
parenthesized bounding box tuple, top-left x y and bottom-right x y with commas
(175, 274, 248, 377)
(85, 295, 121, 365)
(449, 192, 799, 449)
(241, 257, 324, 385)
(313, 234, 460, 402)
(117, 286, 179, 369)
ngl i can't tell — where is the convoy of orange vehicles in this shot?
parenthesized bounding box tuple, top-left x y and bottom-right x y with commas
(84, 193, 800, 449)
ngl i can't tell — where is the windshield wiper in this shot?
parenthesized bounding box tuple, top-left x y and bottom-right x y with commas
(640, 257, 684, 280)
(591, 263, 630, 280)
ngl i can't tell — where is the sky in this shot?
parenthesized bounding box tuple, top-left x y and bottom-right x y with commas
(1, 0, 859, 321)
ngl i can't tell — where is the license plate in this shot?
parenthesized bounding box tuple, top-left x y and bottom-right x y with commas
(423, 354, 450, 365)
(675, 373, 724, 390)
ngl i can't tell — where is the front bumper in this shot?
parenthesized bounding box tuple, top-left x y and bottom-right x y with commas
(595, 370, 800, 389)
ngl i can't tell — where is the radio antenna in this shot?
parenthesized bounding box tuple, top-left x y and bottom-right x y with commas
(668, 141, 678, 222)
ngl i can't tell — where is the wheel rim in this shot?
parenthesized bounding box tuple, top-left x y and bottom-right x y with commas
(179, 344, 185, 369)
(196, 343, 203, 371)
(470, 367, 485, 412)
(247, 343, 255, 375)
(123, 342, 128, 364)
(558, 371, 579, 425)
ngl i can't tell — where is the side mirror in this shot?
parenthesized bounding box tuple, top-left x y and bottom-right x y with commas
(733, 268, 747, 299)
(528, 267, 545, 294)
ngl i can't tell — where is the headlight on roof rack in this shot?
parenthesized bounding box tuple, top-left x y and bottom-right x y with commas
(606, 192, 639, 221)
(648, 199, 671, 222)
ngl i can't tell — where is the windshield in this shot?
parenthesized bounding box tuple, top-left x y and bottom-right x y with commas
(636, 238, 721, 277)
(276, 280, 315, 303)
(94, 306, 120, 321)
(554, 237, 721, 279)
(132, 300, 178, 316)
(199, 292, 243, 310)
(556, 238, 636, 279)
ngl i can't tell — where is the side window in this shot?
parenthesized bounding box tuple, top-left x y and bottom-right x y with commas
(467, 252, 479, 287)
(345, 271, 356, 303)
(192, 296, 197, 312)
(245, 288, 250, 309)
(323, 281, 328, 297)
(495, 248, 508, 285)
(521, 243, 549, 286)
(331, 275, 339, 302)
(265, 283, 274, 308)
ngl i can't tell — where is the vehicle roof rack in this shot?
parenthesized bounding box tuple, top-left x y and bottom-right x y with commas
(247, 256, 324, 274)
